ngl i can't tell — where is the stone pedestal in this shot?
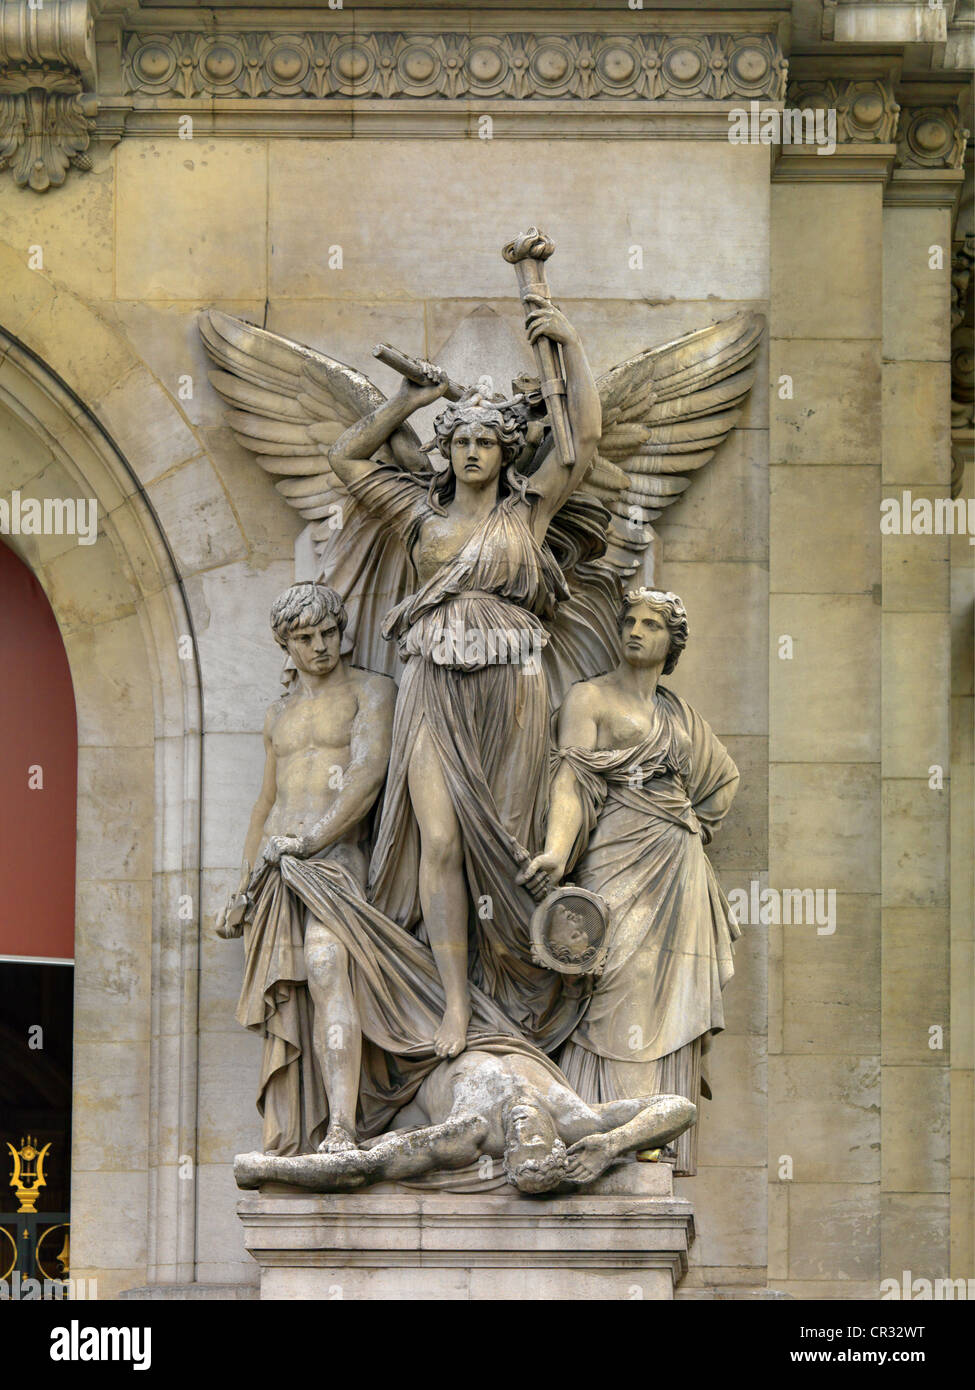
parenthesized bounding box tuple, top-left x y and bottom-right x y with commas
(238, 1160, 694, 1301)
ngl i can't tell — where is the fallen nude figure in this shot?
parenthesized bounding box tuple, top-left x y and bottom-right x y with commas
(235, 1047, 695, 1195)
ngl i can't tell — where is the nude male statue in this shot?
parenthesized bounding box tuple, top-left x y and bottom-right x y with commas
(234, 1046, 696, 1195)
(217, 582, 396, 1157)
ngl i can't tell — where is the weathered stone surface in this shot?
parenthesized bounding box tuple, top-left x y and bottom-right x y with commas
(188, 559, 296, 734)
(882, 780, 949, 907)
(663, 561, 768, 737)
(881, 1067, 950, 1194)
(882, 362, 952, 486)
(675, 1166, 766, 1268)
(768, 1056, 881, 1185)
(782, 895, 881, 1056)
(882, 498, 951, 612)
(881, 1192, 950, 1284)
(884, 900, 951, 1061)
(75, 746, 154, 882)
(267, 141, 770, 303)
(63, 616, 155, 748)
(73, 880, 152, 1044)
(771, 763, 880, 892)
(657, 428, 768, 566)
(201, 732, 267, 870)
(0, 162, 114, 300)
(770, 464, 880, 595)
(92, 367, 202, 489)
(769, 340, 881, 466)
(695, 1034, 767, 1167)
(147, 456, 248, 575)
(705, 736, 768, 876)
(116, 141, 268, 301)
(72, 1040, 151, 1171)
(772, 184, 881, 340)
(882, 612, 951, 777)
(770, 594, 880, 763)
(787, 1183, 880, 1283)
(883, 207, 952, 363)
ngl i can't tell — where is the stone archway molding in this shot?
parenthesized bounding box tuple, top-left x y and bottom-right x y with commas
(0, 308, 204, 1292)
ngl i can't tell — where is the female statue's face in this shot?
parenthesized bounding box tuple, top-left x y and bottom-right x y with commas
(449, 423, 504, 489)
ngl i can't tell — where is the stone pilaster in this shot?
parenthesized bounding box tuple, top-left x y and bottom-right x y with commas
(768, 64, 894, 1296)
(880, 85, 967, 1290)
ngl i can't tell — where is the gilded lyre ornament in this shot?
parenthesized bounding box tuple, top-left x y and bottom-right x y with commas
(7, 1136, 51, 1213)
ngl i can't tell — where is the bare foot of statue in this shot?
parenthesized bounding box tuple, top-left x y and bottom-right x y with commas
(564, 1131, 617, 1185)
(317, 1121, 359, 1154)
(433, 1001, 471, 1059)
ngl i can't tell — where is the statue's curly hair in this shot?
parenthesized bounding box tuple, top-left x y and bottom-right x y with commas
(500, 1099, 570, 1194)
(427, 394, 535, 514)
(618, 587, 689, 675)
(503, 1138, 569, 1194)
(269, 582, 347, 650)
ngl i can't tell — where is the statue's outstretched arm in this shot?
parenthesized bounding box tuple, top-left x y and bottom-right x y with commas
(517, 683, 598, 887)
(521, 299, 601, 528)
(325, 372, 447, 491)
(562, 1095, 697, 1185)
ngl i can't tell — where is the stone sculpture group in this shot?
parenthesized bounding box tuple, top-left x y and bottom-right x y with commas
(204, 228, 761, 1193)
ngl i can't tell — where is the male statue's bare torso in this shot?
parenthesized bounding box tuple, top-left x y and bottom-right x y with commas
(261, 674, 376, 880)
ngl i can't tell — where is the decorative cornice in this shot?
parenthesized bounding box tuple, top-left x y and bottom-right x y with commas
(119, 30, 788, 104)
(896, 102, 969, 169)
(786, 75, 900, 144)
(777, 69, 970, 196)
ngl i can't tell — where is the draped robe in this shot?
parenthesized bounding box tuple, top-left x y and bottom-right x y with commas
(345, 464, 590, 1050)
(236, 849, 564, 1157)
(555, 685, 740, 1174)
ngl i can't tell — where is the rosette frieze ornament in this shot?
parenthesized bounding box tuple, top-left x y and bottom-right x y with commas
(0, 0, 97, 191)
(121, 30, 787, 104)
(786, 75, 901, 143)
(896, 102, 969, 169)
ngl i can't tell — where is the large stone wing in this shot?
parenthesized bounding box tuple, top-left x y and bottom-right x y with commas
(586, 309, 765, 566)
(200, 308, 426, 516)
(199, 310, 426, 677)
(542, 311, 765, 706)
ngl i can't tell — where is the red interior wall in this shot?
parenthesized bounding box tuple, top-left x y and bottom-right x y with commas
(0, 542, 77, 961)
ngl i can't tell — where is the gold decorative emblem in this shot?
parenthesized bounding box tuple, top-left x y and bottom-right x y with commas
(7, 1136, 51, 1214)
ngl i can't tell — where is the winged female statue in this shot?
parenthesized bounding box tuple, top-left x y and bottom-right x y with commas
(200, 228, 763, 1064)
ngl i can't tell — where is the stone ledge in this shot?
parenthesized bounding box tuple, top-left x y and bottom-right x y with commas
(238, 1166, 695, 1299)
(96, 95, 785, 143)
(773, 143, 898, 183)
(118, 1283, 259, 1300)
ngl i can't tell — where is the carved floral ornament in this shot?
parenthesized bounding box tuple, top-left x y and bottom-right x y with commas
(0, 68, 95, 192)
(121, 30, 788, 103)
(0, 0, 97, 191)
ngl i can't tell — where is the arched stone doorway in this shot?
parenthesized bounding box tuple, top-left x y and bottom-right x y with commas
(0, 325, 202, 1297)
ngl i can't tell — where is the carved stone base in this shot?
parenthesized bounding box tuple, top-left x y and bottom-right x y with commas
(237, 1159, 694, 1301)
